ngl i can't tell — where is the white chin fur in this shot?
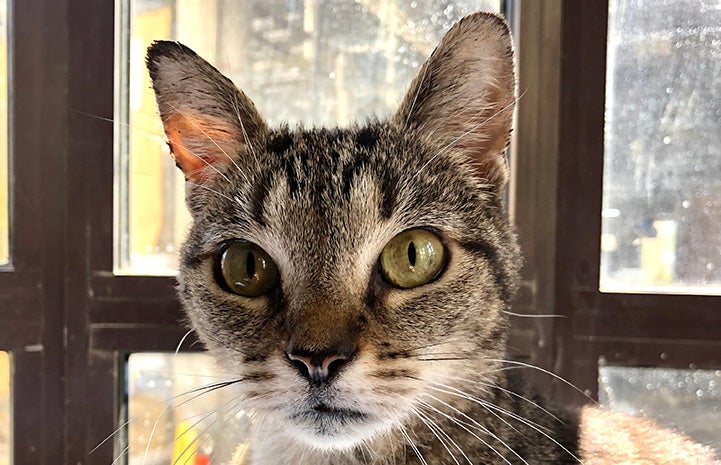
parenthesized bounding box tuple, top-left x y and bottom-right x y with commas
(286, 417, 395, 451)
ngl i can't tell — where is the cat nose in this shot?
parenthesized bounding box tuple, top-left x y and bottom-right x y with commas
(285, 349, 354, 386)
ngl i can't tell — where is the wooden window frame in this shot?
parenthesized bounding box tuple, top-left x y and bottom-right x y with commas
(554, 0, 721, 401)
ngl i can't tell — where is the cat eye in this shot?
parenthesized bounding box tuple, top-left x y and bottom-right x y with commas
(380, 229, 445, 289)
(218, 241, 279, 297)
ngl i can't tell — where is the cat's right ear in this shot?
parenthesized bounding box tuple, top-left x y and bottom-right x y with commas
(146, 41, 268, 182)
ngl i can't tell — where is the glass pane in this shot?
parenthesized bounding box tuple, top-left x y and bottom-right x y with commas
(125, 353, 250, 465)
(0, 0, 9, 266)
(0, 352, 10, 465)
(599, 365, 721, 452)
(115, 0, 503, 274)
(600, 0, 721, 294)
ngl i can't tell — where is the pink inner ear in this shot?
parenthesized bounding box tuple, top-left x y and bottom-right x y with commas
(162, 112, 239, 182)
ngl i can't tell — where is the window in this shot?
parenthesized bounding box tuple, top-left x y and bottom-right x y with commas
(601, 0, 721, 294)
(599, 365, 721, 450)
(126, 353, 250, 465)
(548, 0, 721, 431)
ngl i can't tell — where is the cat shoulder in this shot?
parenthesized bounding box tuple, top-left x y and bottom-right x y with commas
(579, 405, 719, 464)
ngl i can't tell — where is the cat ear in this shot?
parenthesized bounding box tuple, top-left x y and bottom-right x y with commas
(392, 13, 515, 190)
(146, 41, 268, 182)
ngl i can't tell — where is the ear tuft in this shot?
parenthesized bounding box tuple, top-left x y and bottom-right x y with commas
(146, 41, 268, 182)
(392, 12, 515, 190)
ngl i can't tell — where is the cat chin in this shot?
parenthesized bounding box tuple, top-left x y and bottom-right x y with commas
(283, 415, 396, 451)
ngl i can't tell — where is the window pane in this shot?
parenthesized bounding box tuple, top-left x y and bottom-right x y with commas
(125, 353, 250, 465)
(0, 352, 10, 465)
(0, 0, 9, 266)
(115, 0, 503, 274)
(599, 365, 721, 451)
(600, 0, 721, 294)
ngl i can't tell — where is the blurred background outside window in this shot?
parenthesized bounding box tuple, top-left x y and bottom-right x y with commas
(600, 0, 721, 294)
(0, 352, 9, 465)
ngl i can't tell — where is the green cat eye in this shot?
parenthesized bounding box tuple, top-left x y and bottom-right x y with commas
(380, 229, 445, 289)
(218, 241, 279, 297)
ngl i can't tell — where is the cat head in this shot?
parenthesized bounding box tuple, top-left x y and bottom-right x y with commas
(147, 12, 518, 450)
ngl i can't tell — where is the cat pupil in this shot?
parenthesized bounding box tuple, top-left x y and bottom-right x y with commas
(408, 242, 416, 267)
(246, 251, 256, 278)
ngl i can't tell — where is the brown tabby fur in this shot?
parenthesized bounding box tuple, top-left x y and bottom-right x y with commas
(146, 12, 719, 465)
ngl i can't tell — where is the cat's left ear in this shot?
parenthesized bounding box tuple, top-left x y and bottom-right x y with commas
(392, 13, 515, 190)
(146, 41, 268, 182)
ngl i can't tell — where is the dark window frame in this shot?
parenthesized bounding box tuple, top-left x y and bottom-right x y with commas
(1, 1, 719, 464)
(551, 0, 721, 402)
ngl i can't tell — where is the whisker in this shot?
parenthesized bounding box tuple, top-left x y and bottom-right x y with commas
(398, 424, 429, 465)
(410, 351, 473, 357)
(175, 329, 195, 355)
(92, 379, 241, 455)
(174, 398, 246, 465)
(392, 338, 470, 356)
(418, 401, 514, 465)
(480, 401, 584, 464)
(416, 357, 472, 362)
(140, 379, 243, 465)
(109, 444, 130, 465)
(451, 376, 565, 424)
(488, 359, 596, 403)
(76, 108, 238, 187)
(420, 395, 526, 465)
(410, 405, 464, 465)
(171, 414, 222, 465)
(422, 382, 550, 434)
(502, 310, 566, 319)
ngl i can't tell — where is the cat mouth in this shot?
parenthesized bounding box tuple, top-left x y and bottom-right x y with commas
(310, 403, 368, 420)
(288, 401, 372, 430)
(286, 403, 381, 448)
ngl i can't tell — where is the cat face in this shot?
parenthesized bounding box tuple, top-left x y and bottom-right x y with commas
(147, 12, 518, 450)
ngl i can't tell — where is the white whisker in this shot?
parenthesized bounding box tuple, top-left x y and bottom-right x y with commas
(398, 424, 429, 465)
(410, 406, 462, 465)
(420, 395, 526, 465)
(175, 329, 195, 355)
(502, 310, 566, 318)
(488, 359, 596, 403)
(452, 376, 565, 424)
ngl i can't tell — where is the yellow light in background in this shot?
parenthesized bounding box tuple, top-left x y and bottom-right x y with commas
(0, 0, 9, 265)
(171, 420, 199, 465)
(128, 4, 174, 271)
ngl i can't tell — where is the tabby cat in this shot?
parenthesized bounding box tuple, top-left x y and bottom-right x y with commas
(146, 12, 719, 465)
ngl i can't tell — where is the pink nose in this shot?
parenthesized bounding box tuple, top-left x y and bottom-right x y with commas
(286, 350, 352, 385)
